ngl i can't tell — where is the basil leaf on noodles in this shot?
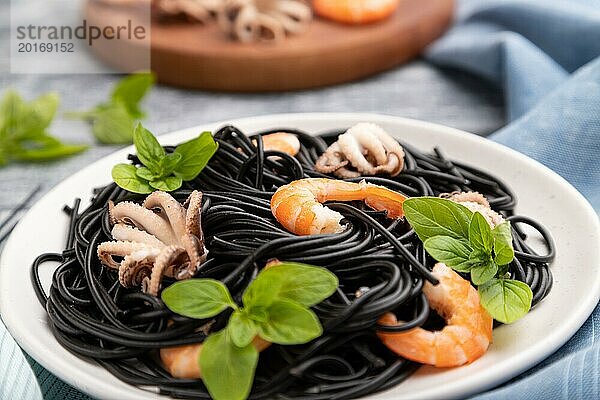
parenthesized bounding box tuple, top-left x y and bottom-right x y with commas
(469, 212, 494, 252)
(229, 311, 258, 348)
(133, 123, 165, 172)
(161, 279, 237, 319)
(403, 197, 473, 241)
(493, 222, 515, 266)
(111, 124, 217, 193)
(162, 263, 336, 400)
(243, 262, 338, 308)
(149, 176, 183, 191)
(173, 131, 218, 181)
(256, 299, 322, 345)
(478, 278, 533, 324)
(470, 259, 498, 285)
(111, 163, 153, 194)
(423, 236, 473, 272)
(200, 329, 258, 400)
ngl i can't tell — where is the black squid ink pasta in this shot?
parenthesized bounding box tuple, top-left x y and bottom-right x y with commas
(31, 124, 556, 399)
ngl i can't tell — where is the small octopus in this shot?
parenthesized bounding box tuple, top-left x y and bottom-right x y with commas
(153, 0, 222, 23)
(315, 123, 406, 178)
(97, 190, 207, 296)
(218, 0, 313, 42)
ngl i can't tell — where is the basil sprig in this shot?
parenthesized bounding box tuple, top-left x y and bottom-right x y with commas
(162, 262, 338, 400)
(404, 197, 532, 324)
(112, 123, 218, 194)
(67, 72, 155, 144)
(0, 90, 87, 166)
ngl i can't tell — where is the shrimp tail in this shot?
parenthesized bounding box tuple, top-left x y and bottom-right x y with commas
(361, 180, 406, 218)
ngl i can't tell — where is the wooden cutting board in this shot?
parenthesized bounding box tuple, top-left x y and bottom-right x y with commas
(85, 0, 455, 92)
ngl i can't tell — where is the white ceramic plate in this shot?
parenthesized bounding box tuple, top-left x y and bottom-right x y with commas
(1, 113, 599, 400)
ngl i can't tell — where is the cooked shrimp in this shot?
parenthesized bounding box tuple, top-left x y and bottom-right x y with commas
(161, 337, 271, 379)
(271, 178, 407, 235)
(313, 0, 400, 24)
(254, 132, 301, 156)
(377, 263, 493, 367)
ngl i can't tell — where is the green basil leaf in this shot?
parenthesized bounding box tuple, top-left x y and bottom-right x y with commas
(1, 91, 59, 140)
(423, 236, 473, 272)
(111, 72, 155, 118)
(199, 329, 258, 400)
(478, 278, 533, 324)
(493, 221, 515, 266)
(470, 260, 498, 285)
(403, 197, 473, 241)
(173, 131, 218, 181)
(111, 163, 153, 194)
(149, 176, 183, 192)
(158, 152, 182, 177)
(0, 90, 25, 139)
(257, 299, 322, 345)
(229, 311, 257, 348)
(133, 123, 165, 172)
(91, 103, 136, 144)
(161, 279, 236, 319)
(242, 262, 338, 308)
(12, 141, 87, 162)
(469, 211, 494, 252)
(246, 306, 269, 323)
(18, 92, 60, 137)
(136, 166, 158, 181)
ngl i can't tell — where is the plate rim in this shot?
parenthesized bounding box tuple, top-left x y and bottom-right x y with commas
(1, 112, 599, 400)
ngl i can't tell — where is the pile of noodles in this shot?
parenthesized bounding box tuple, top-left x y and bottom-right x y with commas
(31, 125, 555, 399)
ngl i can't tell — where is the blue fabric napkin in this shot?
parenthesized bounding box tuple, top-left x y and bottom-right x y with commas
(427, 0, 600, 398)
(0, 320, 42, 400)
(427, 0, 600, 208)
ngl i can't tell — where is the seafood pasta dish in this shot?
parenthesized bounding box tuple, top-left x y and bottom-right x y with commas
(31, 122, 555, 400)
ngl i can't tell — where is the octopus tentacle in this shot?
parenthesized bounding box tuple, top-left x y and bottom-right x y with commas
(111, 224, 166, 248)
(143, 191, 188, 242)
(143, 246, 189, 296)
(343, 123, 388, 166)
(97, 241, 155, 269)
(184, 190, 203, 239)
(118, 247, 161, 288)
(177, 234, 207, 280)
(314, 142, 356, 176)
(219, 0, 311, 42)
(372, 127, 405, 176)
(110, 201, 178, 245)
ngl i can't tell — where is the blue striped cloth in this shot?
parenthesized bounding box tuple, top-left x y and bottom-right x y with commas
(0, 322, 42, 399)
(427, 0, 600, 398)
(1, 1, 599, 399)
